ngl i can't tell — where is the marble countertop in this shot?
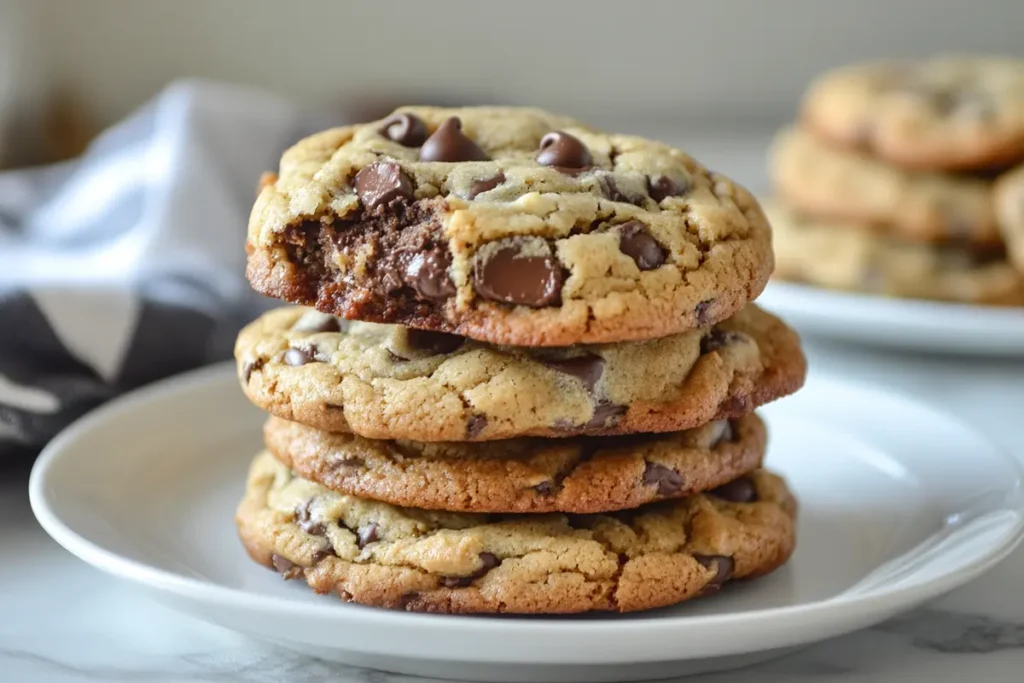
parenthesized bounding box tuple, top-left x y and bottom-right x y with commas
(3, 336, 1024, 682)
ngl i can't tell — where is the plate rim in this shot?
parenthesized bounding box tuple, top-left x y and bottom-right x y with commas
(28, 361, 1024, 655)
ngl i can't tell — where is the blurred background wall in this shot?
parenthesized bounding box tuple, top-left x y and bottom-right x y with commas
(3, 0, 1024, 185)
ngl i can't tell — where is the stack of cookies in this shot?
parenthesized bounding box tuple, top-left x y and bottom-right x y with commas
(766, 56, 1024, 305)
(233, 106, 807, 614)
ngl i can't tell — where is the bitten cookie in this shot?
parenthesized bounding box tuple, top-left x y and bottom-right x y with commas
(801, 56, 1024, 171)
(235, 306, 806, 441)
(995, 162, 1024, 273)
(236, 451, 797, 614)
(765, 201, 1023, 305)
(770, 127, 1001, 248)
(263, 413, 766, 514)
(246, 106, 774, 346)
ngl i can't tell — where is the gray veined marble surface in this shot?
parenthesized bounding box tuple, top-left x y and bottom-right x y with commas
(3, 339, 1024, 683)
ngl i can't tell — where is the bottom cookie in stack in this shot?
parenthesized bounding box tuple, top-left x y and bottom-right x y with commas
(766, 202, 1024, 306)
(235, 413, 797, 615)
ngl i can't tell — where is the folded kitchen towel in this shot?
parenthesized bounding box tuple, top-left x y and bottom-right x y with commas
(0, 79, 346, 458)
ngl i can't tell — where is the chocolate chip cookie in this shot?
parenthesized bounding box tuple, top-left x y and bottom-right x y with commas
(765, 201, 1023, 305)
(246, 106, 773, 346)
(263, 413, 765, 514)
(770, 127, 1001, 248)
(801, 56, 1024, 171)
(235, 306, 805, 441)
(236, 451, 797, 614)
(995, 162, 1024, 273)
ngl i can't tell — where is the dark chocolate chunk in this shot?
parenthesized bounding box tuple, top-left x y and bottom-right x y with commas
(467, 414, 488, 438)
(405, 328, 465, 355)
(534, 481, 555, 496)
(700, 328, 743, 354)
(695, 299, 714, 326)
(403, 246, 456, 301)
(310, 547, 336, 563)
(271, 553, 301, 578)
(618, 221, 667, 270)
(585, 402, 628, 430)
(357, 523, 379, 549)
(537, 131, 592, 172)
(473, 240, 564, 307)
(380, 113, 429, 147)
(710, 476, 757, 503)
(543, 354, 605, 392)
(442, 552, 501, 588)
(647, 175, 689, 201)
(242, 358, 265, 383)
(467, 172, 506, 199)
(419, 117, 490, 162)
(642, 462, 684, 496)
(284, 347, 313, 366)
(295, 498, 326, 536)
(599, 175, 645, 205)
(355, 161, 414, 212)
(694, 554, 735, 592)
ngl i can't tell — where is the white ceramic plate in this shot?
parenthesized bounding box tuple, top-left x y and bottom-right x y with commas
(30, 363, 1024, 683)
(758, 281, 1024, 356)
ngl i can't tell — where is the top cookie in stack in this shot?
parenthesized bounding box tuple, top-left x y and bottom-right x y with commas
(245, 106, 774, 346)
(766, 56, 1024, 305)
(234, 106, 805, 614)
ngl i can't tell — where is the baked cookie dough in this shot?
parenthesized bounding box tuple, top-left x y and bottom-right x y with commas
(263, 413, 766, 514)
(246, 106, 773, 346)
(236, 451, 797, 614)
(235, 306, 806, 441)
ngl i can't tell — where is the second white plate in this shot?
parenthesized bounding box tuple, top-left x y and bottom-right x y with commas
(29, 363, 1024, 682)
(758, 280, 1024, 355)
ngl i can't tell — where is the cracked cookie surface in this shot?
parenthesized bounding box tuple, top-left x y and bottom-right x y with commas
(771, 127, 1001, 248)
(801, 56, 1024, 171)
(246, 106, 773, 346)
(263, 413, 766, 514)
(235, 306, 805, 441)
(236, 451, 797, 614)
(765, 201, 1023, 305)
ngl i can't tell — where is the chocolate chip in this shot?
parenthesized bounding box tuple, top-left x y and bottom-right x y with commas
(537, 131, 592, 172)
(534, 481, 555, 496)
(473, 240, 564, 307)
(709, 420, 737, 447)
(420, 117, 490, 162)
(242, 358, 265, 383)
(380, 113, 429, 147)
(710, 476, 758, 503)
(642, 462, 684, 496)
(585, 402, 627, 430)
(599, 176, 645, 205)
(700, 329, 742, 354)
(543, 354, 604, 392)
(720, 395, 747, 414)
(399, 592, 420, 609)
(403, 246, 456, 301)
(357, 523, 379, 549)
(284, 347, 313, 366)
(295, 499, 326, 536)
(316, 546, 339, 563)
(467, 172, 506, 199)
(694, 554, 734, 592)
(442, 552, 501, 588)
(647, 175, 689, 201)
(467, 414, 488, 438)
(292, 311, 342, 333)
(355, 161, 414, 212)
(405, 328, 464, 355)
(695, 300, 714, 326)
(618, 221, 667, 270)
(271, 553, 301, 578)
